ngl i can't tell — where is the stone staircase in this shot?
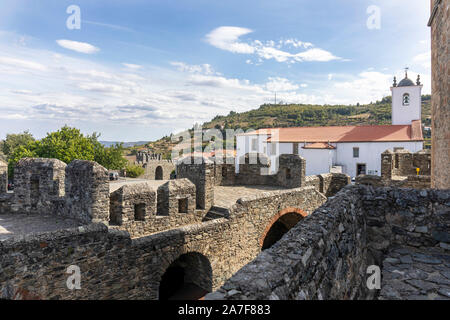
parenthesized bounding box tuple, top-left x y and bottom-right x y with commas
(203, 206, 230, 221)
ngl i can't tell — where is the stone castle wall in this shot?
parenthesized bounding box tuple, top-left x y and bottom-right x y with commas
(142, 160, 175, 180)
(12, 158, 66, 215)
(430, 0, 449, 189)
(0, 186, 327, 300)
(206, 186, 450, 300)
(356, 175, 431, 189)
(381, 149, 431, 179)
(0, 160, 8, 193)
(358, 149, 432, 189)
(64, 160, 110, 223)
(176, 157, 215, 211)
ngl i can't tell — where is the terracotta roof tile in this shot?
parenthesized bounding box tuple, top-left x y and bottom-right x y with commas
(250, 123, 423, 143)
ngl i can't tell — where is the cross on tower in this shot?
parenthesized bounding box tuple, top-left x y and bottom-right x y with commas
(404, 67, 409, 78)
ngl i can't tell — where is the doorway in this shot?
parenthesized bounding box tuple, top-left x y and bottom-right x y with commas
(357, 163, 367, 175)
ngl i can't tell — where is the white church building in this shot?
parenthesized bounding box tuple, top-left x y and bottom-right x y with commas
(235, 72, 424, 178)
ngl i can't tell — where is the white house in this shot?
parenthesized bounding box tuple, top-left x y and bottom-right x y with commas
(236, 72, 424, 178)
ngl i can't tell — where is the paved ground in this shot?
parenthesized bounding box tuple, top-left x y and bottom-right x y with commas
(0, 213, 82, 241)
(109, 178, 168, 193)
(379, 246, 450, 300)
(213, 185, 286, 208)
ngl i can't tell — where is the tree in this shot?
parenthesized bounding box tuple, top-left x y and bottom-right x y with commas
(35, 126, 95, 164)
(6, 126, 128, 178)
(1, 131, 35, 158)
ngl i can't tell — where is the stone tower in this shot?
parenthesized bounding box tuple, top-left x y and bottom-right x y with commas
(390, 69, 423, 125)
(429, 0, 449, 189)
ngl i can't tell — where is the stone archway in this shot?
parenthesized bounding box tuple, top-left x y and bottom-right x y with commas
(158, 252, 212, 300)
(155, 166, 163, 180)
(260, 208, 308, 250)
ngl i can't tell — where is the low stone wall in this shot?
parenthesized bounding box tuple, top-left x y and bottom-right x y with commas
(0, 186, 327, 300)
(214, 163, 236, 186)
(304, 173, 350, 197)
(320, 173, 351, 197)
(206, 185, 450, 300)
(356, 174, 431, 189)
(382, 149, 431, 179)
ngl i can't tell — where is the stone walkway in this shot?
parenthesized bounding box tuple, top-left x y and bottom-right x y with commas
(213, 185, 286, 208)
(379, 246, 450, 300)
(0, 213, 82, 241)
(109, 178, 167, 193)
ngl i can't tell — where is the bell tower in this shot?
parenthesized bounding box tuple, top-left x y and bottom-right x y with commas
(390, 68, 423, 125)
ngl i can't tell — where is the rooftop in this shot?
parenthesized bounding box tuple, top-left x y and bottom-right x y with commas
(242, 120, 423, 143)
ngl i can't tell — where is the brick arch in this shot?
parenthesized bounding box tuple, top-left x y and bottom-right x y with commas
(259, 207, 308, 248)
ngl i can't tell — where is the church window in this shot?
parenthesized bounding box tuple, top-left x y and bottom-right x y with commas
(251, 138, 258, 151)
(353, 147, 359, 158)
(402, 93, 410, 106)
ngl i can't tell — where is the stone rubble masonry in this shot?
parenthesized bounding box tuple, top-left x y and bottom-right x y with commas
(0, 160, 7, 193)
(12, 158, 66, 214)
(430, 0, 449, 189)
(356, 175, 431, 189)
(156, 179, 196, 216)
(65, 160, 110, 224)
(304, 173, 351, 197)
(142, 160, 175, 180)
(108, 180, 202, 237)
(0, 186, 327, 300)
(176, 156, 215, 211)
(109, 182, 157, 226)
(205, 186, 450, 300)
(177, 154, 350, 207)
(382, 149, 431, 178)
(357, 149, 432, 189)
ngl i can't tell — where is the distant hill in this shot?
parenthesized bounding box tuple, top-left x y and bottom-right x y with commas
(100, 141, 150, 148)
(202, 95, 431, 130)
(130, 95, 432, 157)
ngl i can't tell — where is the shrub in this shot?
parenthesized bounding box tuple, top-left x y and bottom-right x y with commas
(125, 164, 144, 178)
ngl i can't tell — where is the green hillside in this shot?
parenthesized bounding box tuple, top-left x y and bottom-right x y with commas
(203, 95, 431, 130)
(136, 95, 432, 157)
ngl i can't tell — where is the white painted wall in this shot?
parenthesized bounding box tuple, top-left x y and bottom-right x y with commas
(335, 141, 423, 177)
(298, 148, 335, 176)
(236, 135, 423, 178)
(391, 85, 422, 125)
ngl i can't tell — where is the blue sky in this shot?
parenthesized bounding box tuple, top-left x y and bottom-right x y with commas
(0, 0, 431, 141)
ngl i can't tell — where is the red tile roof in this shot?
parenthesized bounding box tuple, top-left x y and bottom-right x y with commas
(246, 120, 423, 143)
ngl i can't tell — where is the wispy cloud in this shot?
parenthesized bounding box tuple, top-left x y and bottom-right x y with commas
(170, 61, 217, 75)
(205, 26, 341, 64)
(83, 20, 134, 32)
(0, 56, 46, 71)
(122, 63, 142, 70)
(56, 39, 100, 54)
